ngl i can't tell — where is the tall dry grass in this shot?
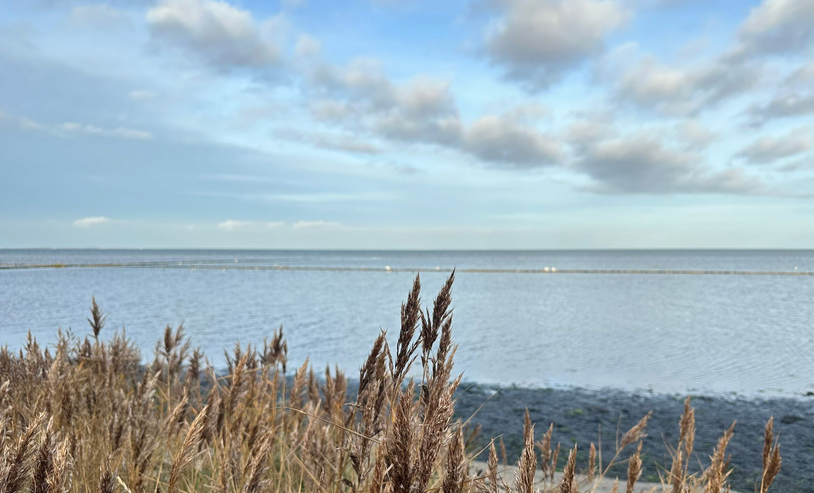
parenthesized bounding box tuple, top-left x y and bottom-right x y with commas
(0, 273, 780, 493)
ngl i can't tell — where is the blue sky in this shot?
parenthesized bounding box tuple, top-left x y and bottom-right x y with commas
(1, 0, 814, 249)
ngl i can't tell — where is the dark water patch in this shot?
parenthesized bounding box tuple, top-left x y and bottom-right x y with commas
(454, 383, 814, 492)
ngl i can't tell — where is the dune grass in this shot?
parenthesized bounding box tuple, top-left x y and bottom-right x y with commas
(0, 273, 781, 493)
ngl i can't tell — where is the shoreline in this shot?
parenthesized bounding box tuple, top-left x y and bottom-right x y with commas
(454, 378, 814, 401)
(453, 382, 813, 492)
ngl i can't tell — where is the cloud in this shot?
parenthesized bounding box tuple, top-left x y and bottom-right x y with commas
(609, 52, 760, 115)
(61, 122, 153, 139)
(310, 60, 458, 121)
(292, 220, 341, 229)
(574, 134, 764, 194)
(74, 216, 111, 227)
(128, 89, 156, 100)
(1, 110, 152, 140)
(217, 220, 284, 231)
(731, 0, 814, 60)
(146, 0, 283, 69)
(736, 128, 813, 164)
(275, 128, 382, 154)
(484, 0, 628, 91)
(746, 92, 814, 125)
(18, 118, 48, 131)
(462, 115, 562, 168)
(309, 59, 460, 142)
(648, 0, 703, 6)
(309, 58, 559, 167)
(294, 34, 321, 57)
(605, 0, 814, 117)
(70, 4, 128, 27)
(674, 120, 717, 150)
(565, 119, 615, 151)
(312, 136, 381, 154)
(778, 156, 814, 172)
(786, 61, 814, 88)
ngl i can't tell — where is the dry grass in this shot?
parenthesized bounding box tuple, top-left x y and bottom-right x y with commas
(0, 275, 781, 493)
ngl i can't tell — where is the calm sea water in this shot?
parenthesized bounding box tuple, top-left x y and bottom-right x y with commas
(2, 249, 813, 396)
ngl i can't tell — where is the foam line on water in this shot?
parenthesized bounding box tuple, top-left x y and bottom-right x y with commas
(1, 263, 813, 275)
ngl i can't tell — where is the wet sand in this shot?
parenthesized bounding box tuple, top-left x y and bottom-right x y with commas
(454, 384, 813, 492)
(470, 460, 669, 492)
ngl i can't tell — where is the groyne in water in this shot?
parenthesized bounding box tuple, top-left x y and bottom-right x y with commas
(1, 262, 812, 275)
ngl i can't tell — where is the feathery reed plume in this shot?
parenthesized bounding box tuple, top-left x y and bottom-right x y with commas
(670, 397, 696, 493)
(261, 326, 287, 373)
(559, 445, 576, 493)
(442, 428, 466, 493)
(760, 418, 781, 493)
(420, 270, 455, 374)
(620, 413, 651, 451)
(242, 436, 272, 493)
(703, 422, 735, 493)
(626, 442, 642, 493)
(31, 417, 67, 493)
(415, 359, 460, 493)
(588, 442, 596, 483)
(88, 297, 107, 341)
(368, 439, 387, 493)
(485, 441, 498, 493)
(387, 383, 415, 493)
(45, 440, 71, 493)
(537, 423, 553, 480)
(515, 411, 536, 493)
(392, 276, 422, 388)
(97, 458, 115, 493)
(32, 420, 54, 493)
(167, 405, 209, 493)
(1, 412, 46, 493)
(679, 397, 695, 458)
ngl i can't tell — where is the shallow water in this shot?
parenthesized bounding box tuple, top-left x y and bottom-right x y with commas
(2, 249, 813, 396)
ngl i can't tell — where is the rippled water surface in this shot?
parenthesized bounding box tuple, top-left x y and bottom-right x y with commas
(2, 249, 814, 395)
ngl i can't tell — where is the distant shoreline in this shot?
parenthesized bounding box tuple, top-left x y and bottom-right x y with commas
(4, 247, 814, 252)
(3, 261, 813, 276)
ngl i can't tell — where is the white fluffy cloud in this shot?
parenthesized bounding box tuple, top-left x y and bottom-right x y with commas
(674, 120, 717, 150)
(463, 115, 562, 168)
(74, 217, 111, 227)
(147, 0, 283, 69)
(294, 34, 321, 57)
(733, 0, 814, 60)
(574, 134, 764, 194)
(747, 93, 814, 126)
(484, 0, 628, 90)
(609, 52, 759, 115)
(292, 220, 341, 229)
(3, 111, 152, 140)
(737, 128, 813, 164)
(61, 122, 152, 140)
(308, 58, 560, 167)
(217, 220, 284, 231)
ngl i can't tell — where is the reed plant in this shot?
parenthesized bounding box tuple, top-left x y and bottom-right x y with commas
(0, 273, 780, 493)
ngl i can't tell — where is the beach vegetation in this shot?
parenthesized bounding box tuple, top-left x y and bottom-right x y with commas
(0, 274, 781, 493)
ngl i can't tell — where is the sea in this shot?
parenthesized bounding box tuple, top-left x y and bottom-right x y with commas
(2, 249, 813, 397)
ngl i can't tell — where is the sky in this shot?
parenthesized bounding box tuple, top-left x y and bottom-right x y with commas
(1, 0, 814, 249)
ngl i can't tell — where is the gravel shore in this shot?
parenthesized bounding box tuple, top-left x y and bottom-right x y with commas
(454, 384, 813, 492)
